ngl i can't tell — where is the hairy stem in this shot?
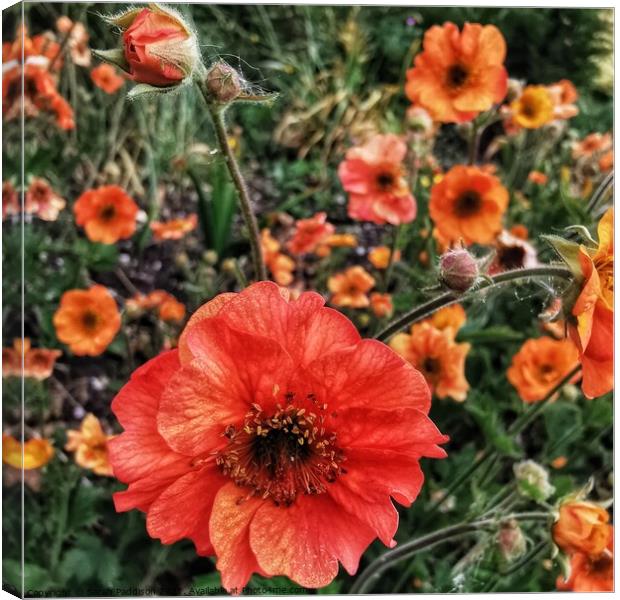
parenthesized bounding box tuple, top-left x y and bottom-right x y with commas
(375, 265, 574, 342)
(349, 512, 551, 594)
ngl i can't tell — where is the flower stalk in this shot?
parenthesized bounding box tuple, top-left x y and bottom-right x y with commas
(374, 264, 574, 342)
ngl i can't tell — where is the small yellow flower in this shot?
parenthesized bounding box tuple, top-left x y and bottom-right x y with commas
(511, 86, 554, 129)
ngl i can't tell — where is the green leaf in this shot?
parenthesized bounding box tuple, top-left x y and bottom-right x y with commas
(74, 239, 119, 272)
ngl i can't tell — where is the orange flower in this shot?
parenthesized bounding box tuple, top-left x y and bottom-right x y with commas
(126, 290, 186, 322)
(405, 22, 508, 123)
(429, 164, 509, 245)
(556, 537, 613, 592)
(390, 322, 470, 401)
(507, 337, 580, 403)
(150, 214, 197, 241)
(65, 414, 114, 476)
(53, 285, 121, 356)
(370, 293, 393, 318)
(261, 228, 295, 286)
(572, 132, 612, 160)
(510, 85, 554, 129)
(315, 233, 358, 258)
(74, 185, 139, 244)
(509, 224, 529, 240)
(2, 181, 19, 220)
(158, 295, 186, 322)
(551, 456, 568, 469)
(3, 338, 62, 380)
(527, 171, 548, 185)
(91, 64, 125, 94)
(26, 177, 66, 221)
(368, 246, 401, 270)
(553, 501, 613, 557)
(287, 212, 335, 255)
(599, 150, 613, 172)
(2, 435, 54, 469)
(568, 207, 613, 399)
(424, 304, 466, 339)
(547, 79, 579, 120)
(328, 266, 375, 308)
(488, 230, 538, 275)
(338, 134, 416, 225)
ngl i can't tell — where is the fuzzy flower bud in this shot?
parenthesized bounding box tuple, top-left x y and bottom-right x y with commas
(205, 62, 242, 104)
(439, 247, 479, 292)
(513, 460, 555, 502)
(498, 519, 527, 562)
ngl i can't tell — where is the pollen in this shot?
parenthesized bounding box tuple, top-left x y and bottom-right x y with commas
(216, 401, 344, 507)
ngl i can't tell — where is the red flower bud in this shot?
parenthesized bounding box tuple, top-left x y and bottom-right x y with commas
(439, 247, 479, 292)
(205, 62, 242, 104)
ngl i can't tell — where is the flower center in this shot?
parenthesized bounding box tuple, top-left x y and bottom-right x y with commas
(216, 401, 344, 507)
(498, 245, 526, 270)
(454, 190, 482, 217)
(447, 64, 469, 89)
(82, 310, 99, 331)
(99, 204, 116, 221)
(421, 357, 442, 383)
(376, 171, 395, 190)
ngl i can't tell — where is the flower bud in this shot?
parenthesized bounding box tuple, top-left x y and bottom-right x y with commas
(439, 247, 479, 292)
(202, 250, 218, 265)
(205, 62, 242, 104)
(513, 459, 555, 502)
(498, 519, 527, 562)
(97, 5, 201, 93)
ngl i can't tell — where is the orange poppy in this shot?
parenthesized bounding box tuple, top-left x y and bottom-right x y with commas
(90, 64, 125, 94)
(53, 285, 121, 356)
(261, 228, 295, 286)
(429, 164, 509, 245)
(390, 322, 470, 402)
(556, 536, 613, 592)
(424, 304, 466, 339)
(287, 212, 335, 255)
(2, 434, 54, 470)
(338, 134, 416, 225)
(405, 22, 508, 123)
(150, 214, 197, 241)
(368, 246, 402, 270)
(25, 177, 66, 221)
(547, 79, 579, 120)
(507, 337, 580, 403)
(65, 413, 114, 476)
(74, 185, 138, 244)
(510, 85, 554, 129)
(553, 501, 613, 557)
(568, 207, 613, 399)
(328, 265, 376, 308)
(527, 171, 548, 185)
(370, 293, 393, 318)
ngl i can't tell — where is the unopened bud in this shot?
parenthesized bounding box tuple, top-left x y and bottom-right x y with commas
(498, 519, 527, 562)
(439, 248, 479, 292)
(205, 62, 242, 104)
(222, 258, 237, 274)
(202, 250, 218, 265)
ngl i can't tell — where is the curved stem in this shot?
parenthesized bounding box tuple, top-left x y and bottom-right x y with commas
(374, 265, 574, 342)
(586, 170, 613, 214)
(198, 86, 267, 281)
(349, 512, 551, 594)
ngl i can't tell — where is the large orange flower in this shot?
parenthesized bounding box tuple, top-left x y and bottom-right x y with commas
(556, 537, 613, 592)
(390, 322, 470, 402)
(65, 414, 114, 476)
(405, 22, 508, 123)
(568, 207, 613, 399)
(429, 165, 509, 245)
(338, 134, 416, 225)
(2, 435, 54, 470)
(507, 337, 580, 403)
(328, 266, 376, 308)
(553, 500, 613, 557)
(74, 185, 139, 244)
(108, 282, 447, 591)
(287, 212, 335, 255)
(53, 285, 121, 356)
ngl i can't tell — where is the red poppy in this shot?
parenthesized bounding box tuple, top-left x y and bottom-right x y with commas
(109, 282, 447, 591)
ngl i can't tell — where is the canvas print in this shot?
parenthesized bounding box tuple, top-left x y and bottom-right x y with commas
(1, 2, 614, 596)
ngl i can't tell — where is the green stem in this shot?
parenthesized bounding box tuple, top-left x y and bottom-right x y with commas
(586, 170, 613, 214)
(468, 120, 480, 165)
(349, 512, 551, 594)
(198, 86, 266, 281)
(375, 265, 574, 342)
(382, 225, 400, 292)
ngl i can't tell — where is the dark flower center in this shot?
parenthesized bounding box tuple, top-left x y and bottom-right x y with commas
(447, 64, 469, 88)
(82, 310, 99, 330)
(100, 204, 116, 221)
(423, 357, 441, 376)
(376, 172, 395, 190)
(454, 190, 482, 217)
(498, 246, 526, 270)
(216, 399, 344, 506)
